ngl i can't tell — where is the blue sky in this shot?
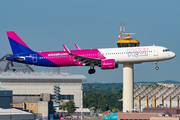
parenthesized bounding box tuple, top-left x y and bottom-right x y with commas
(0, 1, 179, 83)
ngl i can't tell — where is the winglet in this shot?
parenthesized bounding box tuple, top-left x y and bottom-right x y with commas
(63, 45, 71, 53)
(75, 44, 81, 50)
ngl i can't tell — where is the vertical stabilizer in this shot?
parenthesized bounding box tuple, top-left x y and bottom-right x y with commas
(6, 31, 34, 54)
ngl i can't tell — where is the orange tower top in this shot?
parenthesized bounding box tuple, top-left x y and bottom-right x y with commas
(117, 23, 140, 48)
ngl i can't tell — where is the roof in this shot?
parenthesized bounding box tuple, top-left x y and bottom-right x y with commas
(144, 108, 180, 110)
(0, 72, 87, 82)
(117, 40, 140, 43)
(13, 96, 40, 103)
(57, 108, 90, 112)
(118, 112, 164, 119)
(0, 86, 11, 91)
(0, 108, 33, 115)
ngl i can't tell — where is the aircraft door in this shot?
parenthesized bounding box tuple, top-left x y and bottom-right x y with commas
(32, 54, 37, 63)
(153, 47, 158, 56)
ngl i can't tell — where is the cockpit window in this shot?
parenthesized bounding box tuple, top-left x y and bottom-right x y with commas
(163, 49, 170, 52)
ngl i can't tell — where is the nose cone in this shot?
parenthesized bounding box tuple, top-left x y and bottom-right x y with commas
(171, 52, 176, 59)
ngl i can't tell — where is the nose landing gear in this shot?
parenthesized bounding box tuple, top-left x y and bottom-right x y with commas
(155, 62, 159, 70)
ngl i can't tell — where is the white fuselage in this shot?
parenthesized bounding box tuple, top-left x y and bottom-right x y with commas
(98, 46, 175, 64)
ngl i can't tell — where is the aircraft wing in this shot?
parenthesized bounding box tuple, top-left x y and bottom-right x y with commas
(68, 52, 101, 65)
(63, 45, 102, 65)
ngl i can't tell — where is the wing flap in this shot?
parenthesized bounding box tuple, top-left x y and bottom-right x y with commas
(63, 44, 103, 65)
(69, 53, 102, 65)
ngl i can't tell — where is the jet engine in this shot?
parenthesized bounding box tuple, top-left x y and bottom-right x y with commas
(101, 59, 118, 69)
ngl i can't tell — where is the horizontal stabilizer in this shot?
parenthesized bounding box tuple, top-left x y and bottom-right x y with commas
(6, 56, 25, 61)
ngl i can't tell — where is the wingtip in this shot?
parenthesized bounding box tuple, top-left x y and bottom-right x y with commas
(63, 44, 70, 53)
(75, 44, 81, 50)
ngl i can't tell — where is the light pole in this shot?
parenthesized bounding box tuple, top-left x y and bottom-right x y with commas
(35, 103, 37, 119)
(10, 103, 12, 120)
(81, 86, 83, 120)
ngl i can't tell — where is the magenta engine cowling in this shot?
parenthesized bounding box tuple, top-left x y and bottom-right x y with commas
(101, 59, 118, 69)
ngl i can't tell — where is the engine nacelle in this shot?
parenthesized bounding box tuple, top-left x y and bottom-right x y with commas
(101, 59, 118, 69)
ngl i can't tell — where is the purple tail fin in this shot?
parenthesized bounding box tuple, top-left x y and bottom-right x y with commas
(6, 31, 34, 54)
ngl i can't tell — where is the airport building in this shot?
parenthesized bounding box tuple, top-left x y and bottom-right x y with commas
(0, 108, 34, 120)
(0, 72, 86, 108)
(0, 86, 34, 120)
(134, 84, 180, 111)
(118, 83, 180, 120)
(0, 56, 87, 108)
(0, 86, 12, 109)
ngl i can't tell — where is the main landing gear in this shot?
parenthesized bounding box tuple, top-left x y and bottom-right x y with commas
(155, 62, 159, 70)
(88, 69, 96, 74)
(88, 64, 96, 74)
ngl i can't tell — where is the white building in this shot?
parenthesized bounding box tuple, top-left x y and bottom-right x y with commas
(0, 72, 87, 108)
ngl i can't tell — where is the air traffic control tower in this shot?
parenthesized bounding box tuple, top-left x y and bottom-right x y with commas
(117, 23, 140, 112)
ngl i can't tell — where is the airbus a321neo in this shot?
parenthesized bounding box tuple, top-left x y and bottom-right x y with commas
(6, 31, 176, 74)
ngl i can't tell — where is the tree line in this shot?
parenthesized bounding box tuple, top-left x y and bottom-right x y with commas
(83, 83, 123, 112)
(59, 83, 123, 113)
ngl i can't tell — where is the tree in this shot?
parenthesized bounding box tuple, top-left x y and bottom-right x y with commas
(66, 99, 76, 114)
(59, 100, 68, 111)
(112, 107, 118, 112)
(100, 97, 106, 111)
(83, 95, 88, 108)
(59, 100, 76, 114)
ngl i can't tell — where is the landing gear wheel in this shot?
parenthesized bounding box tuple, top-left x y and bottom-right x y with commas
(88, 69, 96, 74)
(92, 69, 96, 73)
(155, 66, 159, 70)
(155, 62, 159, 70)
(88, 69, 92, 74)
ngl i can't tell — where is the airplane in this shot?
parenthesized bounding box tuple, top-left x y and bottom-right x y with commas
(5, 31, 176, 74)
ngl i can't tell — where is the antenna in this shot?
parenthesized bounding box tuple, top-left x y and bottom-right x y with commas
(120, 23, 122, 40)
(123, 23, 125, 40)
